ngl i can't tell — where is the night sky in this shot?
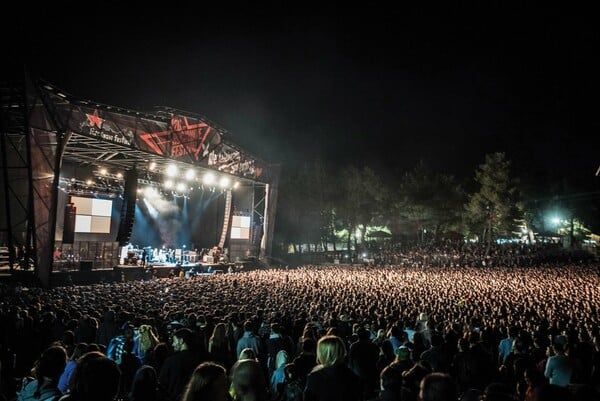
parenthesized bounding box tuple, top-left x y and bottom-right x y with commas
(6, 8, 600, 193)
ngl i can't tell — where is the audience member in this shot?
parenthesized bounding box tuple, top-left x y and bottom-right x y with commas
(58, 351, 121, 401)
(17, 345, 67, 401)
(181, 361, 231, 401)
(303, 335, 362, 401)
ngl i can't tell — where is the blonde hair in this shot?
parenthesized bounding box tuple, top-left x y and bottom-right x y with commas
(316, 335, 347, 367)
(138, 324, 159, 355)
(275, 350, 289, 370)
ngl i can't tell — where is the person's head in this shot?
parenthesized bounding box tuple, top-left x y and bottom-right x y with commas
(243, 320, 254, 333)
(275, 350, 289, 370)
(270, 323, 281, 335)
(395, 345, 411, 362)
(238, 348, 257, 361)
(70, 351, 121, 401)
(480, 382, 514, 401)
(458, 338, 469, 352)
(69, 343, 89, 362)
(380, 365, 403, 392)
(129, 365, 157, 401)
(182, 362, 229, 401)
(460, 389, 483, 401)
(173, 328, 194, 351)
(419, 373, 457, 401)
(380, 339, 394, 358)
(284, 363, 298, 381)
(33, 345, 68, 382)
(138, 324, 159, 353)
(122, 323, 135, 340)
(357, 327, 370, 341)
(152, 342, 169, 366)
(316, 335, 347, 367)
(230, 358, 267, 401)
(552, 342, 565, 354)
(212, 322, 228, 339)
(301, 337, 316, 354)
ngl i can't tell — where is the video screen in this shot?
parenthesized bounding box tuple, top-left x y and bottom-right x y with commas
(71, 196, 112, 234)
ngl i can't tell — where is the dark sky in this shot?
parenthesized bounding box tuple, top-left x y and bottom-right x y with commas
(6, 8, 600, 192)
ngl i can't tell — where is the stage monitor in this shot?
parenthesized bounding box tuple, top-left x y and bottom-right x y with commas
(71, 196, 113, 234)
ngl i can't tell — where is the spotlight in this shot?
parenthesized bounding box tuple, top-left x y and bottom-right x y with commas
(219, 176, 231, 188)
(166, 164, 178, 177)
(185, 169, 195, 181)
(203, 172, 216, 185)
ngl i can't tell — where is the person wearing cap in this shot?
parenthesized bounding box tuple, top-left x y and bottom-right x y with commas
(389, 346, 413, 374)
(106, 322, 138, 365)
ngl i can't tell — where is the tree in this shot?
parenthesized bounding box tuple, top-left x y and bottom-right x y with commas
(335, 166, 383, 253)
(465, 152, 523, 253)
(390, 161, 465, 243)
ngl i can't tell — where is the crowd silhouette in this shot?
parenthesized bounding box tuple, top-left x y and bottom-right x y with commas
(1, 244, 599, 401)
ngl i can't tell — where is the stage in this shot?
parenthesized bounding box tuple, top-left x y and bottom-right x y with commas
(2, 260, 255, 287)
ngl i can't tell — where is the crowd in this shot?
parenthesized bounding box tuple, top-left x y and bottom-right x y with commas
(1, 257, 600, 401)
(361, 242, 595, 268)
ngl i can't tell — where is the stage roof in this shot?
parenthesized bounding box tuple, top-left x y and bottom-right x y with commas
(37, 81, 273, 186)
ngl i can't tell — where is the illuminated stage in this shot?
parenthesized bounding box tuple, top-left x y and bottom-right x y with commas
(1, 260, 253, 287)
(0, 77, 279, 288)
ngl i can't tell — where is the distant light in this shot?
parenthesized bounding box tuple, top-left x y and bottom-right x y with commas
(86, 179, 93, 186)
(164, 180, 173, 189)
(233, 181, 240, 189)
(116, 172, 123, 179)
(176, 182, 186, 192)
(148, 161, 157, 171)
(551, 217, 561, 225)
(100, 168, 107, 175)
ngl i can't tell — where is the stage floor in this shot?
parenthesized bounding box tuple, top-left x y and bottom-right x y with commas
(1, 260, 249, 287)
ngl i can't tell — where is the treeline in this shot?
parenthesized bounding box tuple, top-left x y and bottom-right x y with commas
(273, 152, 597, 255)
